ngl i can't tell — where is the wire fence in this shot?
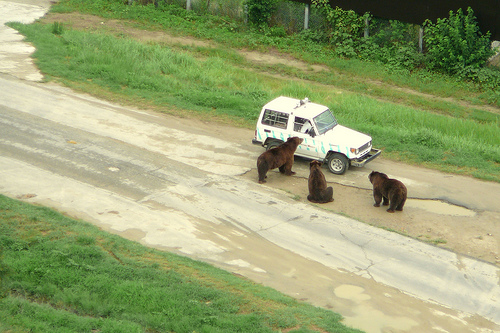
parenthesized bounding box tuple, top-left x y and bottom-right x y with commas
(162, 0, 324, 31)
(160, 0, 420, 43)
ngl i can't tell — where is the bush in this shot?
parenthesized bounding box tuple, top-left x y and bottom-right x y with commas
(423, 7, 494, 75)
(312, 0, 365, 48)
(245, 0, 278, 26)
(456, 65, 500, 89)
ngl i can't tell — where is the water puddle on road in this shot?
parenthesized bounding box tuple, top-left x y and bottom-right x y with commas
(406, 199, 476, 217)
(334, 284, 419, 333)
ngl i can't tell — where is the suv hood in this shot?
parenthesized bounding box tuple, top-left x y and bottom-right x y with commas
(320, 125, 371, 148)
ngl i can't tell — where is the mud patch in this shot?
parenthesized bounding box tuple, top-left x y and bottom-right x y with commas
(406, 199, 476, 217)
(16, 193, 37, 199)
(118, 228, 146, 242)
(334, 284, 419, 333)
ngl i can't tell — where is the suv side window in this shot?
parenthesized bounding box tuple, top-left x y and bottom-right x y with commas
(261, 109, 289, 129)
(294, 116, 315, 136)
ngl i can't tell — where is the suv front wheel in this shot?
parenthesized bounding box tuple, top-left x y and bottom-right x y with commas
(327, 153, 349, 174)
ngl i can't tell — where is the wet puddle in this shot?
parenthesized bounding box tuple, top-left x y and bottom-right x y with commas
(406, 199, 476, 217)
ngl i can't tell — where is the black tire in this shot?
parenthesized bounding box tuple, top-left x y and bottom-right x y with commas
(327, 153, 349, 174)
(266, 140, 282, 151)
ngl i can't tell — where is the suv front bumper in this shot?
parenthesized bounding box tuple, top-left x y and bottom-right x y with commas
(350, 148, 382, 167)
(252, 139, 263, 146)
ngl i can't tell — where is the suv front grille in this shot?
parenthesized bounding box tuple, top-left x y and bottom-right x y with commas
(359, 141, 371, 153)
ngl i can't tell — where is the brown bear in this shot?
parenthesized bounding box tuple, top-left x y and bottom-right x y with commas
(307, 160, 334, 203)
(368, 171, 407, 213)
(257, 137, 303, 183)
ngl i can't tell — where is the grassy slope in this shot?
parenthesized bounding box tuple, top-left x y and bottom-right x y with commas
(0, 194, 361, 332)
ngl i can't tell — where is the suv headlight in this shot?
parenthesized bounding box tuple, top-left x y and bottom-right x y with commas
(350, 148, 359, 155)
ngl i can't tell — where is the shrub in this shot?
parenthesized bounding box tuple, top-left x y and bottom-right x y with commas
(423, 7, 494, 75)
(245, 0, 278, 26)
(311, 0, 365, 53)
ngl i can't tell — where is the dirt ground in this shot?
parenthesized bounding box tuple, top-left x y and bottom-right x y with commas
(242, 167, 499, 265)
(37, 12, 499, 268)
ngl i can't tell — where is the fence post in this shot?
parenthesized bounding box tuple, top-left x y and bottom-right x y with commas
(364, 16, 369, 38)
(419, 26, 424, 53)
(186, 0, 191, 10)
(304, 4, 310, 30)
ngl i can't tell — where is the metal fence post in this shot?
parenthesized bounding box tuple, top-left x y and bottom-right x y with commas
(186, 0, 191, 10)
(304, 3, 310, 30)
(419, 26, 424, 53)
(364, 16, 370, 38)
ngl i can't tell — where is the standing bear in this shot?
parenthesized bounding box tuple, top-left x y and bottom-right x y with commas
(368, 171, 407, 213)
(307, 160, 334, 203)
(257, 137, 303, 184)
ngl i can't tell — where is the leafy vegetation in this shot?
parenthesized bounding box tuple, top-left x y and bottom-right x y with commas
(305, 1, 499, 86)
(246, 0, 278, 26)
(7, 0, 500, 182)
(0, 194, 362, 332)
(424, 7, 493, 73)
(311, 0, 367, 57)
(423, 7, 498, 88)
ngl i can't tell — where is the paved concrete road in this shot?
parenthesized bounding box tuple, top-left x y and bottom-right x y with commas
(1, 1, 499, 332)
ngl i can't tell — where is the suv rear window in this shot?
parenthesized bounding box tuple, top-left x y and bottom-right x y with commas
(261, 109, 289, 129)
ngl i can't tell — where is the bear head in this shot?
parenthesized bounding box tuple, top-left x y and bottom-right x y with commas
(310, 160, 322, 169)
(286, 136, 304, 148)
(368, 171, 389, 184)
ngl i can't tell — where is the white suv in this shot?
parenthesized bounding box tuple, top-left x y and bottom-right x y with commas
(252, 96, 381, 174)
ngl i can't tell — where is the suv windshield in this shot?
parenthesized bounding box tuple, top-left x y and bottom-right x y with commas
(313, 109, 338, 135)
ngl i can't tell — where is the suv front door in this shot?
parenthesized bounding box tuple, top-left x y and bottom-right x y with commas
(293, 116, 319, 159)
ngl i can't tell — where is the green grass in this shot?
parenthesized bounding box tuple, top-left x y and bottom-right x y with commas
(7, 0, 500, 182)
(42, 0, 500, 109)
(0, 194, 362, 333)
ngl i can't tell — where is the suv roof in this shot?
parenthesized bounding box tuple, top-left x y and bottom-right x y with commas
(263, 96, 328, 118)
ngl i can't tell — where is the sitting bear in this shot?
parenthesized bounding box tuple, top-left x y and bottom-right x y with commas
(307, 160, 334, 203)
(257, 137, 303, 184)
(368, 171, 407, 213)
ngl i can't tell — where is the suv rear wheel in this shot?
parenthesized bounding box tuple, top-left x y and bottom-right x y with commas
(327, 153, 349, 174)
(266, 140, 283, 151)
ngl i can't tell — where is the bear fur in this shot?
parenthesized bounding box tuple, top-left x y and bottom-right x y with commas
(307, 160, 334, 203)
(257, 137, 303, 184)
(368, 171, 407, 213)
